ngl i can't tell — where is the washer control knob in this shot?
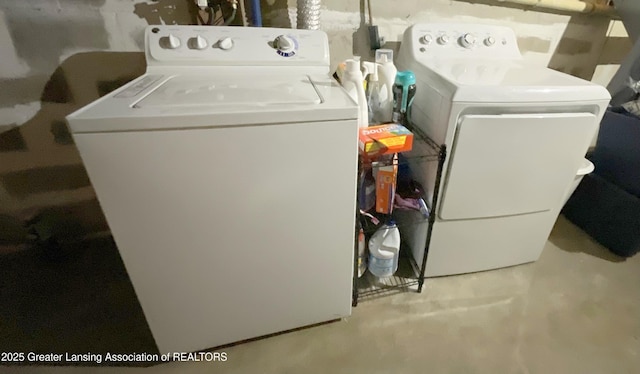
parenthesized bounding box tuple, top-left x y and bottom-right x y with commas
(167, 34, 181, 49)
(437, 34, 450, 45)
(459, 33, 476, 48)
(274, 35, 295, 52)
(192, 35, 208, 50)
(420, 34, 433, 45)
(484, 36, 496, 46)
(218, 37, 234, 50)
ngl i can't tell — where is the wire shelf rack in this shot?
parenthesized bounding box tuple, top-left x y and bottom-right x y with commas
(353, 122, 446, 306)
(356, 250, 421, 301)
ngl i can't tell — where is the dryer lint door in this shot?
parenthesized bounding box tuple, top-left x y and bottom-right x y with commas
(439, 112, 596, 220)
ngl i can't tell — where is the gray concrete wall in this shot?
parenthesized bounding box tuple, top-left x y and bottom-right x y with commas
(0, 0, 630, 241)
(614, 0, 640, 42)
(264, 0, 619, 78)
(0, 0, 194, 242)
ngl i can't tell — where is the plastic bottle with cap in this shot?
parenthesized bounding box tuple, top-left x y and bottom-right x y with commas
(368, 220, 401, 278)
(362, 61, 383, 125)
(358, 168, 376, 212)
(375, 49, 398, 123)
(392, 70, 417, 126)
(341, 59, 369, 128)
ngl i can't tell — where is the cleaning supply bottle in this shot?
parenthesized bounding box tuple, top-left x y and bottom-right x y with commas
(376, 49, 397, 123)
(358, 168, 376, 212)
(392, 70, 417, 126)
(341, 59, 369, 128)
(362, 61, 383, 125)
(357, 223, 367, 278)
(333, 61, 347, 84)
(368, 220, 401, 278)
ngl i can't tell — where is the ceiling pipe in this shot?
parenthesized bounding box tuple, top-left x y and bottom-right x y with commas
(497, 0, 615, 15)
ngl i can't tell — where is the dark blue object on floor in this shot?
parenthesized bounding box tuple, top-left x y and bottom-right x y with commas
(563, 173, 640, 257)
(563, 109, 640, 257)
(590, 110, 640, 198)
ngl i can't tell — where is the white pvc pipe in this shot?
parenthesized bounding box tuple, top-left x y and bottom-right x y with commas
(498, 0, 614, 14)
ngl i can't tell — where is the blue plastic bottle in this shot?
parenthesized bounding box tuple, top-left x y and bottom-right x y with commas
(392, 70, 417, 126)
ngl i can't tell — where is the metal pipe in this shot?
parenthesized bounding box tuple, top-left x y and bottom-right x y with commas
(497, 0, 614, 14)
(250, 0, 262, 27)
(239, 0, 249, 26)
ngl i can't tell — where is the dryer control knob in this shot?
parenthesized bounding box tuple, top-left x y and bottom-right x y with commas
(484, 36, 496, 46)
(274, 35, 295, 52)
(167, 34, 181, 49)
(420, 34, 433, 45)
(218, 37, 234, 50)
(193, 35, 208, 50)
(437, 34, 450, 45)
(459, 33, 476, 48)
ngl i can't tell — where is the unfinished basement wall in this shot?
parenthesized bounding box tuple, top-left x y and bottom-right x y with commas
(263, 0, 624, 79)
(0, 0, 195, 244)
(0, 0, 630, 244)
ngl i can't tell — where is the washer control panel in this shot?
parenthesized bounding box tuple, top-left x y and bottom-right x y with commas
(146, 26, 329, 66)
(408, 23, 522, 60)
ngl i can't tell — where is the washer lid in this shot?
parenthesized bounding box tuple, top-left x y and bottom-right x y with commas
(66, 72, 358, 133)
(134, 75, 322, 108)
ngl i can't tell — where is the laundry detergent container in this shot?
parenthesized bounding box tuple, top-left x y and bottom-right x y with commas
(563, 158, 595, 206)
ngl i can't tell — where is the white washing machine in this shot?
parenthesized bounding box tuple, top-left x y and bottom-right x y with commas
(66, 26, 358, 354)
(396, 23, 611, 277)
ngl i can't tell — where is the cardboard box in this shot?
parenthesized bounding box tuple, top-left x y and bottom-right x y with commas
(359, 123, 413, 158)
(374, 154, 398, 214)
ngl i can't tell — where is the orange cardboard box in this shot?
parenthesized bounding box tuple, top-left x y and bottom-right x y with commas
(359, 123, 413, 157)
(374, 154, 398, 214)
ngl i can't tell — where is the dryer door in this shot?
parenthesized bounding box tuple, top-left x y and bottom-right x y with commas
(439, 112, 596, 220)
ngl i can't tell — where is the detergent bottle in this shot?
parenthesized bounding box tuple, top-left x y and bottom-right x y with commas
(341, 59, 369, 128)
(358, 168, 376, 212)
(368, 220, 401, 278)
(362, 61, 383, 125)
(392, 70, 417, 126)
(375, 49, 397, 123)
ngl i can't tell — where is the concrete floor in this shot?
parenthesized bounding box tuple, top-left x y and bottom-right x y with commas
(2, 215, 639, 373)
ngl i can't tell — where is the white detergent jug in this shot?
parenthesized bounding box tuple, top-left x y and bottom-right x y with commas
(368, 221, 400, 277)
(341, 59, 369, 128)
(375, 49, 397, 123)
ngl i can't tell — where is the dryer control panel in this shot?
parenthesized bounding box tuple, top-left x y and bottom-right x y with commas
(145, 26, 330, 67)
(404, 23, 522, 60)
